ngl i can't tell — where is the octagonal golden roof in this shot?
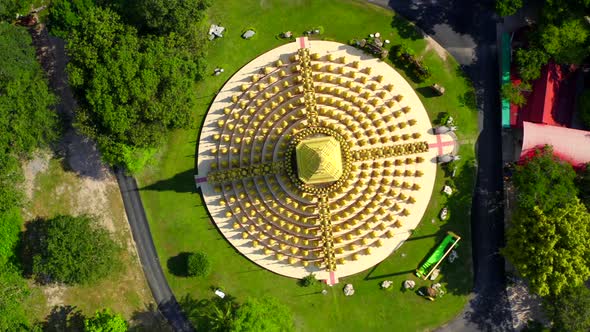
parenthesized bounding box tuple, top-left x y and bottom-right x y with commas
(296, 136, 343, 184)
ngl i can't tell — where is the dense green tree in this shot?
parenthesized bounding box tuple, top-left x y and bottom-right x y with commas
(47, 0, 96, 38)
(230, 297, 294, 332)
(0, 208, 23, 266)
(29, 215, 120, 285)
(0, 23, 58, 157)
(0, 22, 57, 212)
(515, 47, 549, 82)
(539, 18, 590, 65)
(122, 0, 211, 36)
(512, 146, 578, 212)
(501, 82, 530, 107)
(544, 285, 590, 332)
(66, 6, 201, 171)
(495, 0, 523, 17)
(180, 294, 236, 332)
(187, 251, 211, 277)
(578, 89, 590, 129)
(0, 0, 34, 20)
(84, 309, 127, 332)
(0, 152, 24, 213)
(577, 163, 590, 210)
(0, 265, 31, 331)
(503, 199, 590, 297)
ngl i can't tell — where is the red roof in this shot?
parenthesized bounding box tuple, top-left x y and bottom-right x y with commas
(511, 63, 575, 128)
(521, 121, 590, 168)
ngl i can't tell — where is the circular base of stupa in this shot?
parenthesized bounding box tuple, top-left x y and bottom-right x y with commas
(197, 40, 446, 282)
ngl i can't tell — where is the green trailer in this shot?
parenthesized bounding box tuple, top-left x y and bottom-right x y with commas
(415, 232, 461, 280)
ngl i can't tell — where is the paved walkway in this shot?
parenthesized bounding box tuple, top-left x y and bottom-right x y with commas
(115, 169, 195, 332)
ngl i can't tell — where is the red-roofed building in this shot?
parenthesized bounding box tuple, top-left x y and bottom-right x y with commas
(520, 121, 590, 168)
(510, 63, 576, 128)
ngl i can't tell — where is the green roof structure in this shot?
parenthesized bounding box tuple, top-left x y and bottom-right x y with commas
(296, 136, 343, 184)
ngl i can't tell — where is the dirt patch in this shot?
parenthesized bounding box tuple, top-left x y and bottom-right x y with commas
(423, 35, 449, 61)
(42, 284, 66, 308)
(73, 175, 116, 232)
(22, 150, 52, 201)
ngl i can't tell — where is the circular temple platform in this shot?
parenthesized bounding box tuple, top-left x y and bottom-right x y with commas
(196, 39, 453, 284)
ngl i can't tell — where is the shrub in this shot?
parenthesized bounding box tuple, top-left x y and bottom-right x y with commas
(516, 47, 549, 82)
(28, 215, 120, 285)
(187, 252, 211, 277)
(299, 273, 318, 287)
(495, 0, 523, 17)
(501, 82, 529, 107)
(392, 43, 431, 82)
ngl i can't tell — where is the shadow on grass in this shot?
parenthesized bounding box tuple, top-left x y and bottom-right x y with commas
(167, 252, 191, 277)
(417, 86, 439, 98)
(130, 303, 173, 332)
(437, 160, 476, 297)
(17, 217, 46, 282)
(140, 169, 196, 193)
(39, 305, 85, 332)
(390, 12, 424, 41)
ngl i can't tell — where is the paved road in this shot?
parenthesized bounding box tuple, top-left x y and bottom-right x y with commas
(115, 169, 195, 332)
(369, 1, 512, 331)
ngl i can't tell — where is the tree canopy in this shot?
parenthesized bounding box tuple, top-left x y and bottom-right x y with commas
(544, 285, 590, 332)
(512, 147, 578, 212)
(495, 0, 523, 17)
(84, 309, 128, 332)
(515, 47, 549, 82)
(28, 215, 120, 285)
(230, 297, 294, 332)
(514, 0, 590, 82)
(65, 6, 203, 172)
(539, 18, 590, 65)
(503, 199, 590, 297)
(0, 0, 34, 20)
(0, 265, 31, 331)
(577, 164, 590, 211)
(0, 22, 58, 210)
(122, 0, 211, 36)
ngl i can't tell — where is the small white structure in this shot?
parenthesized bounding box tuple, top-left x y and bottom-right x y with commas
(209, 24, 225, 40)
(380, 280, 393, 289)
(429, 268, 440, 280)
(448, 250, 459, 263)
(343, 284, 355, 296)
(443, 185, 453, 196)
(403, 280, 416, 290)
(242, 30, 256, 39)
(214, 289, 226, 298)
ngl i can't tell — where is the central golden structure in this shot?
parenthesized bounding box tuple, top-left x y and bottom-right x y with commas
(296, 136, 343, 185)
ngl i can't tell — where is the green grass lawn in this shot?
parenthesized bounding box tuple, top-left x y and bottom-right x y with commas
(138, 0, 478, 331)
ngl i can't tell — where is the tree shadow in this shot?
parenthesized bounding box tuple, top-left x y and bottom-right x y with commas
(129, 303, 173, 332)
(140, 169, 196, 193)
(17, 217, 47, 282)
(40, 305, 85, 332)
(390, 12, 425, 41)
(167, 252, 191, 277)
(463, 286, 514, 332)
(417, 86, 439, 98)
(436, 160, 477, 297)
